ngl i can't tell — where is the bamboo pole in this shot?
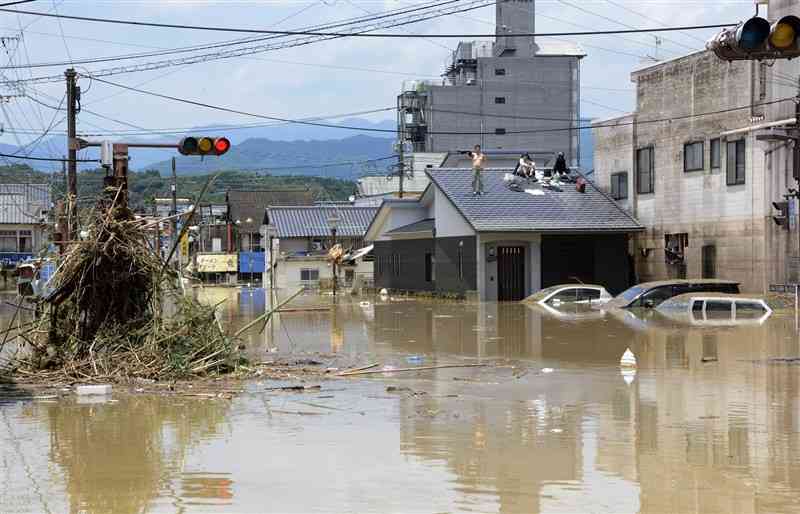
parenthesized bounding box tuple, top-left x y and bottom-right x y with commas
(338, 363, 489, 376)
(233, 288, 303, 338)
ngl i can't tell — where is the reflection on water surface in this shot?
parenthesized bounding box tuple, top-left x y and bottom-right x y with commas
(2, 288, 800, 513)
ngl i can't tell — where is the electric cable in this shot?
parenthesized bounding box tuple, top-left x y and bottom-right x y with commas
(0, 6, 734, 37)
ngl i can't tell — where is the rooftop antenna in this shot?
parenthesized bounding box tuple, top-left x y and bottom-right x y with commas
(653, 36, 662, 61)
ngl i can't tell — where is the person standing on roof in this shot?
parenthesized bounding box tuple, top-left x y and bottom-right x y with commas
(466, 144, 486, 196)
(553, 152, 568, 179)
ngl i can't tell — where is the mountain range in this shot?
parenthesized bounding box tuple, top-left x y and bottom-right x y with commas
(0, 116, 595, 178)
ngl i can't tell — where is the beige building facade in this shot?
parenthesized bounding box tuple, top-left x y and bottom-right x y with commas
(593, 47, 794, 293)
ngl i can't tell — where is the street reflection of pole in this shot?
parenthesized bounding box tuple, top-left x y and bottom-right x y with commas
(331, 307, 343, 353)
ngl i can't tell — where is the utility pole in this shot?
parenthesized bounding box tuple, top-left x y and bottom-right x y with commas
(171, 156, 178, 269)
(794, 82, 800, 273)
(65, 68, 79, 242)
(332, 226, 338, 298)
(398, 145, 405, 199)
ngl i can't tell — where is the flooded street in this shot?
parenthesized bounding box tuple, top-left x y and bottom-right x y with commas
(3, 288, 800, 513)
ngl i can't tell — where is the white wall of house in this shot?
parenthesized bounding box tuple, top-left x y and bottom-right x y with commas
(373, 204, 429, 242)
(434, 189, 475, 238)
(275, 257, 372, 290)
(476, 233, 542, 301)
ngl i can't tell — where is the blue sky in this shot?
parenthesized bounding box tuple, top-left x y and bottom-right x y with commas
(0, 0, 757, 149)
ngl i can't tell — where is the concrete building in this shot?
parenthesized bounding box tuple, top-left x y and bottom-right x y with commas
(365, 169, 642, 300)
(398, 0, 584, 167)
(592, 45, 794, 293)
(266, 206, 377, 290)
(0, 183, 50, 266)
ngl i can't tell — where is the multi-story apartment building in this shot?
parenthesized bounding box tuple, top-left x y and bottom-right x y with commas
(593, 45, 792, 293)
(398, 0, 584, 168)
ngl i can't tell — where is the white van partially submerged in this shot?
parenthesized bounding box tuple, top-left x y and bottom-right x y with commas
(656, 293, 772, 325)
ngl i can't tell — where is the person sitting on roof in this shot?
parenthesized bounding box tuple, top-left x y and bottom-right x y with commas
(553, 152, 569, 179)
(515, 153, 536, 180)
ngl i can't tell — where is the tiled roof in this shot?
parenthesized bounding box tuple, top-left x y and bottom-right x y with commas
(426, 169, 643, 233)
(227, 189, 313, 233)
(267, 206, 379, 238)
(0, 184, 50, 224)
(386, 218, 435, 235)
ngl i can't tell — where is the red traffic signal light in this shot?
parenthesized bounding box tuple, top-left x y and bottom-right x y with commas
(178, 136, 231, 156)
(708, 16, 800, 61)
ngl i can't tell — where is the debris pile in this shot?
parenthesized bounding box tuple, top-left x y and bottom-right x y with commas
(9, 191, 244, 382)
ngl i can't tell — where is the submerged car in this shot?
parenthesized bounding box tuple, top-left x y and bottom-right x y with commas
(656, 293, 772, 325)
(603, 279, 741, 309)
(524, 284, 613, 306)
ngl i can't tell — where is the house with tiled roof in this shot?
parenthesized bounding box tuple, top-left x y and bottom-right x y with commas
(0, 183, 51, 267)
(265, 206, 378, 289)
(364, 169, 643, 300)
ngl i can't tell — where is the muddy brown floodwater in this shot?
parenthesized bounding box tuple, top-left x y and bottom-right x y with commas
(3, 287, 800, 513)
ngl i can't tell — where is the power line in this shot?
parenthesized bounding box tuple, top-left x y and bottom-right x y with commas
(0, 1, 36, 7)
(1, 0, 469, 69)
(0, 0, 495, 85)
(0, 152, 95, 162)
(0, 7, 734, 37)
(83, 75, 795, 136)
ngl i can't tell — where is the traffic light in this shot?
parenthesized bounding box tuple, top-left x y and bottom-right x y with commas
(773, 201, 789, 230)
(708, 16, 800, 61)
(178, 136, 231, 156)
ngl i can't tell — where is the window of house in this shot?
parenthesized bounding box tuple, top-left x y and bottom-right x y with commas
(495, 128, 506, 135)
(684, 141, 704, 172)
(636, 147, 654, 194)
(710, 138, 721, 169)
(425, 253, 433, 282)
(760, 62, 768, 100)
(18, 230, 31, 253)
(300, 268, 319, 281)
(494, 96, 506, 104)
(610, 172, 628, 200)
(494, 68, 506, 76)
(0, 230, 16, 252)
(345, 269, 355, 283)
(702, 244, 716, 278)
(726, 139, 746, 185)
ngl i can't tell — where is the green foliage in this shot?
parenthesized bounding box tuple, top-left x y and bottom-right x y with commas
(0, 165, 356, 209)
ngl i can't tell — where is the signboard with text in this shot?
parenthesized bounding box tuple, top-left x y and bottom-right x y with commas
(197, 253, 237, 273)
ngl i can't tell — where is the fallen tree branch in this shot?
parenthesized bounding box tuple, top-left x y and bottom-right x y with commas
(338, 363, 489, 376)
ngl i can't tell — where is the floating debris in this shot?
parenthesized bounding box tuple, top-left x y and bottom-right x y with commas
(620, 348, 637, 368)
(6, 187, 245, 383)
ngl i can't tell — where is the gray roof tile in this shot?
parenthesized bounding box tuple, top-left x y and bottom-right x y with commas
(267, 206, 378, 238)
(426, 169, 643, 233)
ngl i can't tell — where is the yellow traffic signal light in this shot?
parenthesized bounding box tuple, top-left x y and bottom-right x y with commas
(178, 136, 231, 156)
(708, 15, 800, 61)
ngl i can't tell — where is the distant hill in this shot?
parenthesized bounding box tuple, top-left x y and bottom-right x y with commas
(143, 134, 396, 178)
(0, 117, 397, 174)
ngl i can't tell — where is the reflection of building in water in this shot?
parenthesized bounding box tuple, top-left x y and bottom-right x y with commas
(392, 303, 800, 513)
(39, 396, 231, 513)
